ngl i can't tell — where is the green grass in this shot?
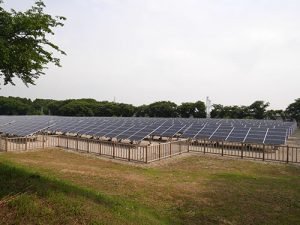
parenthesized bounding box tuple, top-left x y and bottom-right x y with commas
(0, 160, 168, 225)
(0, 149, 300, 225)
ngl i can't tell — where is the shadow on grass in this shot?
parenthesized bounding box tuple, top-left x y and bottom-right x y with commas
(0, 160, 168, 225)
(0, 161, 117, 207)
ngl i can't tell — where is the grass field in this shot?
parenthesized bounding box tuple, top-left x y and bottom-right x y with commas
(0, 148, 300, 225)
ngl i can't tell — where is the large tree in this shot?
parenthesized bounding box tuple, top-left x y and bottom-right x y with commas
(147, 101, 178, 118)
(0, 0, 66, 86)
(286, 98, 300, 125)
(248, 101, 269, 119)
(177, 101, 206, 118)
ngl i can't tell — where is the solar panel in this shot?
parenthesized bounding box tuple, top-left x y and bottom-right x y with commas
(0, 116, 296, 144)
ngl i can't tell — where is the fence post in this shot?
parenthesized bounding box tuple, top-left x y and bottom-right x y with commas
(221, 141, 224, 156)
(76, 137, 79, 151)
(145, 146, 148, 163)
(286, 146, 289, 164)
(42, 135, 45, 149)
(159, 143, 161, 160)
(128, 147, 131, 161)
(263, 144, 265, 161)
(99, 142, 102, 155)
(66, 137, 69, 149)
(241, 144, 244, 159)
(169, 142, 172, 157)
(87, 140, 90, 153)
(204, 140, 206, 154)
(179, 141, 182, 154)
(58, 136, 60, 147)
(187, 141, 190, 153)
(5, 137, 8, 152)
(25, 137, 28, 151)
(113, 143, 115, 158)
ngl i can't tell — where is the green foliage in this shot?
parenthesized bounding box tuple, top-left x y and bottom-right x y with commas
(211, 104, 250, 119)
(266, 109, 286, 120)
(0, 96, 296, 120)
(248, 100, 270, 119)
(286, 98, 300, 125)
(147, 101, 178, 117)
(177, 101, 206, 118)
(0, 96, 31, 115)
(0, 0, 66, 86)
(59, 101, 95, 117)
(135, 105, 149, 117)
(211, 101, 271, 119)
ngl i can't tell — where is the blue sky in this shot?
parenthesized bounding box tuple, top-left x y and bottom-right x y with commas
(1, 0, 300, 109)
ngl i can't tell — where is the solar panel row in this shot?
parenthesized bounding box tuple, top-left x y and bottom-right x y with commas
(0, 116, 296, 145)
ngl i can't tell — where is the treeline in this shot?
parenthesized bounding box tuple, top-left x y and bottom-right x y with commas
(0, 97, 206, 118)
(0, 96, 299, 123)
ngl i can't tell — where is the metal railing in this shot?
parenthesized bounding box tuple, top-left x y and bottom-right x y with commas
(0, 135, 299, 164)
(188, 140, 300, 164)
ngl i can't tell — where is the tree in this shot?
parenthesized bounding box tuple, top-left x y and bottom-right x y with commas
(266, 109, 285, 120)
(193, 101, 206, 118)
(248, 101, 269, 119)
(210, 104, 224, 118)
(33, 98, 57, 115)
(177, 101, 206, 118)
(177, 102, 195, 118)
(0, 96, 31, 115)
(59, 101, 94, 117)
(286, 98, 300, 125)
(135, 105, 149, 117)
(147, 101, 178, 117)
(0, 0, 66, 86)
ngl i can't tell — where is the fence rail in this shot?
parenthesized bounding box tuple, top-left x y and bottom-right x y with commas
(188, 140, 300, 164)
(0, 135, 299, 164)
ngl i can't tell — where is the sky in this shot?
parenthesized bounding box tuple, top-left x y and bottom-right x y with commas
(1, 0, 300, 109)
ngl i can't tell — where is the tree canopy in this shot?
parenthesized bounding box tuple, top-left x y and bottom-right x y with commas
(286, 98, 300, 125)
(0, 0, 66, 86)
(0, 96, 298, 123)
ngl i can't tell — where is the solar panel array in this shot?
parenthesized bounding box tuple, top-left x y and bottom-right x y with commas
(0, 116, 297, 145)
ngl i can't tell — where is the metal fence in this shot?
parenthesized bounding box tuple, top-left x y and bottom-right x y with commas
(0, 135, 299, 164)
(0, 135, 148, 163)
(146, 140, 190, 162)
(188, 140, 300, 164)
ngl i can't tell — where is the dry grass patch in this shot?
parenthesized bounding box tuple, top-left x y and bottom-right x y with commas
(1, 148, 300, 225)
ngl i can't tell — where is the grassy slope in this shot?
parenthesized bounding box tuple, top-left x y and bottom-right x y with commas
(0, 149, 300, 225)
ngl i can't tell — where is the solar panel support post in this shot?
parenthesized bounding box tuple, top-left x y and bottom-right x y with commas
(286, 146, 289, 163)
(263, 144, 265, 161)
